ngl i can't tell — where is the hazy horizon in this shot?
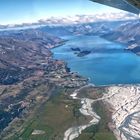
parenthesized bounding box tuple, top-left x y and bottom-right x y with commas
(0, 0, 129, 25)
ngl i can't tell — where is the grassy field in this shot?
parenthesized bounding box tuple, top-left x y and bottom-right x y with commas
(9, 87, 89, 140)
(77, 86, 105, 100)
(8, 86, 116, 140)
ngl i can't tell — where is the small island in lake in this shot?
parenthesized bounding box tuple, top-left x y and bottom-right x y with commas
(71, 47, 91, 57)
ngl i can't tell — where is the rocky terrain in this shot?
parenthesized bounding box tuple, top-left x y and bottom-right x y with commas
(71, 48, 91, 57)
(0, 28, 88, 139)
(103, 85, 140, 140)
(40, 20, 125, 37)
(0, 29, 64, 48)
(63, 85, 140, 140)
(0, 30, 63, 85)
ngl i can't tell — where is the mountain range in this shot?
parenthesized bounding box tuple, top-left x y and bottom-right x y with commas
(0, 12, 140, 139)
(103, 20, 140, 55)
(0, 29, 64, 85)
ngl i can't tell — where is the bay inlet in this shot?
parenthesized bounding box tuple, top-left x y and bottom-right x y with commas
(52, 35, 140, 86)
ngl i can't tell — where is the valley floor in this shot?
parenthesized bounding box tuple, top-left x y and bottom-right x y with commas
(3, 81, 140, 140)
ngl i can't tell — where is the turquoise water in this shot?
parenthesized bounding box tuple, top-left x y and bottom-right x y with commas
(52, 35, 140, 86)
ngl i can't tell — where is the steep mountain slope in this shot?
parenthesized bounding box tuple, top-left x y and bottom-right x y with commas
(0, 29, 64, 85)
(0, 29, 63, 48)
(39, 20, 128, 38)
(103, 20, 140, 55)
(0, 30, 64, 135)
(0, 27, 88, 138)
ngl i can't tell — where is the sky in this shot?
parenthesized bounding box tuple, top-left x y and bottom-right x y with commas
(0, 0, 124, 25)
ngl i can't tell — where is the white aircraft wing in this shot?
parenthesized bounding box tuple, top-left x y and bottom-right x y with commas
(90, 0, 140, 14)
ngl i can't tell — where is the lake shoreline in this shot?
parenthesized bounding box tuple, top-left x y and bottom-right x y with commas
(52, 35, 140, 86)
(51, 35, 140, 140)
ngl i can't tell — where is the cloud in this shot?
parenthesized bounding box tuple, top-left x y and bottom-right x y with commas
(39, 12, 138, 25)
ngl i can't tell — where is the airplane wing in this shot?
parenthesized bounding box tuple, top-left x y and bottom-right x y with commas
(90, 0, 140, 14)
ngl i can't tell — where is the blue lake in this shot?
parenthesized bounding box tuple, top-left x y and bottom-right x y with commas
(52, 35, 140, 86)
